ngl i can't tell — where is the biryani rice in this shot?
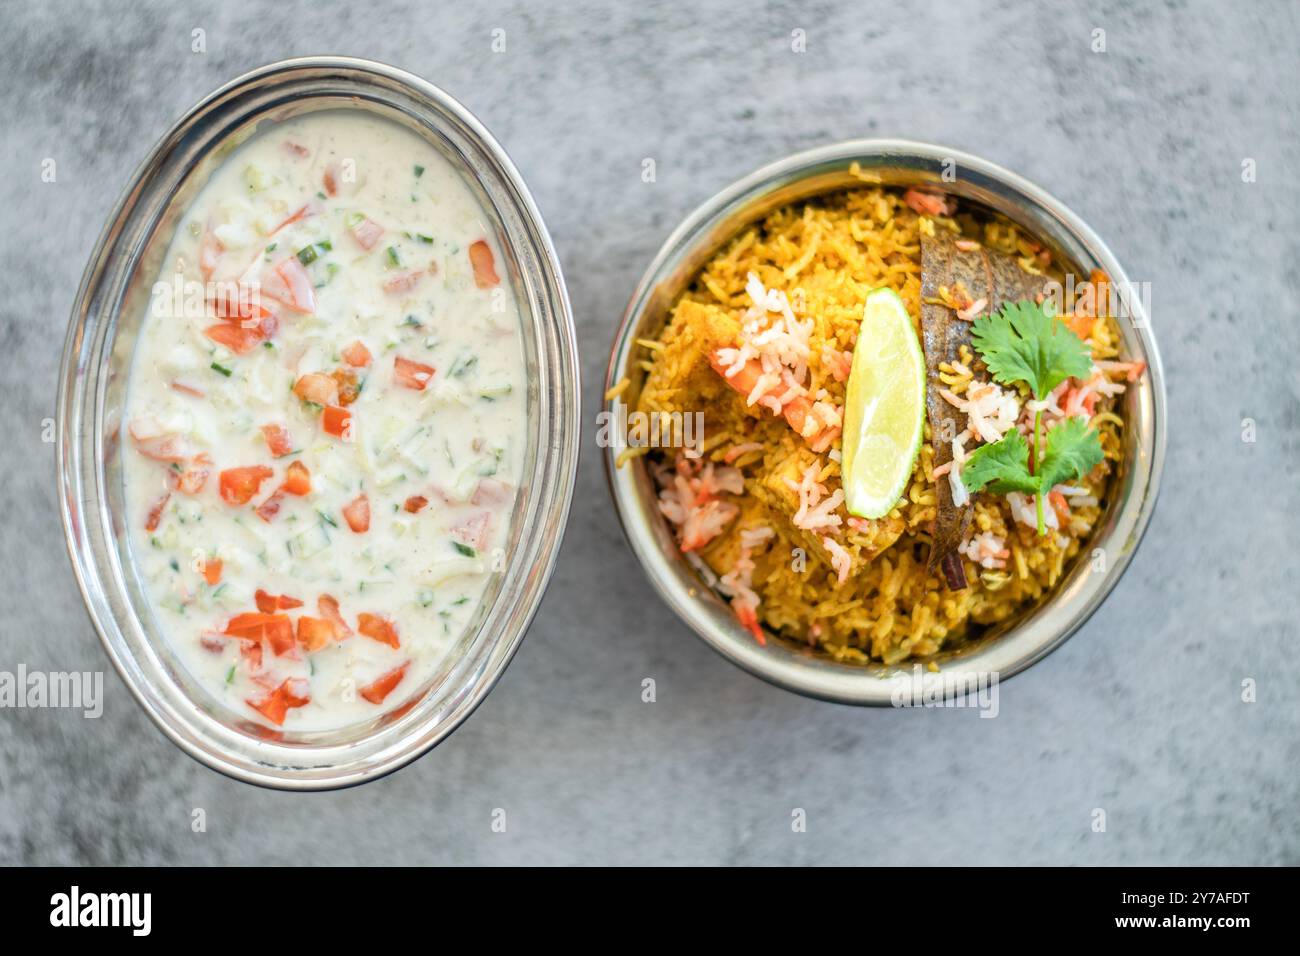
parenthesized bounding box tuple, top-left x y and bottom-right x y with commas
(626, 186, 1125, 665)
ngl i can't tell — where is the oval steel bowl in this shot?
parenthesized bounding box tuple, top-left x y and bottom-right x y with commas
(58, 57, 580, 787)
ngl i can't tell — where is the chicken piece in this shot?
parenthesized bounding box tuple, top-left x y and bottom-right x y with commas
(639, 299, 742, 410)
(747, 451, 905, 579)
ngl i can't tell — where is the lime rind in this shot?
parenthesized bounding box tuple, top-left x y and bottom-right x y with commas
(841, 288, 925, 519)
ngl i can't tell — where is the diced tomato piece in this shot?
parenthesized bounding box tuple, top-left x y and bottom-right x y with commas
(283, 460, 311, 496)
(204, 322, 263, 354)
(341, 340, 372, 368)
(246, 677, 310, 726)
(318, 594, 352, 637)
(255, 589, 304, 613)
(471, 477, 512, 506)
(275, 258, 316, 313)
(134, 433, 187, 461)
(342, 493, 370, 533)
(1049, 490, 1072, 527)
(224, 612, 289, 644)
(330, 368, 360, 406)
(170, 453, 212, 495)
(357, 613, 400, 649)
(264, 617, 296, 657)
(469, 239, 499, 288)
(383, 269, 425, 295)
(209, 282, 275, 323)
(247, 691, 287, 725)
(360, 662, 410, 705)
(322, 405, 353, 440)
(296, 616, 335, 652)
(282, 677, 310, 706)
(403, 495, 428, 514)
(262, 257, 316, 314)
(224, 612, 276, 637)
(170, 378, 205, 398)
(128, 419, 188, 462)
(350, 216, 384, 250)
(261, 424, 295, 458)
(240, 638, 263, 672)
(257, 312, 279, 340)
(202, 557, 223, 586)
(270, 203, 316, 235)
(219, 466, 274, 505)
(144, 491, 170, 532)
(199, 223, 224, 282)
(254, 487, 286, 523)
(393, 356, 435, 390)
(293, 372, 340, 406)
(452, 511, 493, 551)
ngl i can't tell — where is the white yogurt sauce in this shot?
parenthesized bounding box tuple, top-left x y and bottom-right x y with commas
(122, 110, 526, 731)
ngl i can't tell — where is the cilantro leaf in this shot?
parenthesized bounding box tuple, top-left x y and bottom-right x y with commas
(969, 299, 1092, 399)
(960, 429, 1040, 495)
(1037, 417, 1104, 491)
(961, 418, 1104, 529)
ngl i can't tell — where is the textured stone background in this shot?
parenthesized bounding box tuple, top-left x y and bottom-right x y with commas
(1, 0, 1296, 865)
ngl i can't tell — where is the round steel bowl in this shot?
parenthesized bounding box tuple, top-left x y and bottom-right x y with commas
(603, 140, 1165, 705)
(57, 57, 580, 787)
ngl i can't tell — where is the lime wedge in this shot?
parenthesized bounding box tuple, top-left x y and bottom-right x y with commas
(841, 288, 926, 519)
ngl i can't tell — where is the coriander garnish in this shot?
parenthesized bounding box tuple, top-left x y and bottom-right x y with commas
(961, 299, 1101, 534)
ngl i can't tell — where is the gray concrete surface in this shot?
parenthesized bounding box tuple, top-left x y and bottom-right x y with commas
(0, 0, 1296, 865)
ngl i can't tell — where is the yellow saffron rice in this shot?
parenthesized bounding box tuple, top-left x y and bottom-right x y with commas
(627, 187, 1125, 664)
